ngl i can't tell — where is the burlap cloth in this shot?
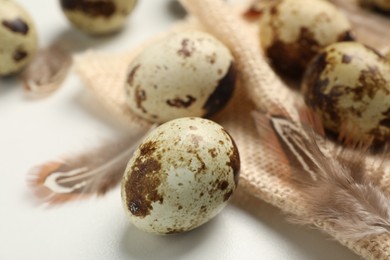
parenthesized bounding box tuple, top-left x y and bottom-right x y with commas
(74, 0, 390, 259)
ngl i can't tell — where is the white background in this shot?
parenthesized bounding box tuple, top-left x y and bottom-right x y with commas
(0, 1, 359, 259)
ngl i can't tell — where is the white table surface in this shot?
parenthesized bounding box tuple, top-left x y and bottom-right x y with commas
(0, 1, 360, 259)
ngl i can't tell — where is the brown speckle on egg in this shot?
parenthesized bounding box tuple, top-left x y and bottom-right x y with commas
(203, 62, 236, 117)
(135, 86, 147, 113)
(13, 49, 28, 62)
(127, 64, 141, 86)
(2, 18, 29, 34)
(125, 156, 163, 218)
(177, 38, 195, 58)
(166, 95, 197, 108)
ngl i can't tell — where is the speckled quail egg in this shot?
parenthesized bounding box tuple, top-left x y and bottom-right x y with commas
(121, 117, 240, 234)
(259, 0, 353, 78)
(125, 30, 236, 123)
(0, 0, 38, 76)
(301, 42, 390, 144)
(59, 0, 137, 35)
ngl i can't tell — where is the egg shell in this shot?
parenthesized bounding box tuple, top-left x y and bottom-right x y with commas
(302, 42, 390, 143)
(60, 0, 137, 35)
(121, 117, 240, 234)
(125, 30, 236, 123)
(0, 0, 38, 76)
(259, 0, 352, 77)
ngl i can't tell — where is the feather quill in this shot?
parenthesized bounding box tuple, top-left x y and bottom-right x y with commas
(28, 125, 156, 205)
(252, 110, 390, 240)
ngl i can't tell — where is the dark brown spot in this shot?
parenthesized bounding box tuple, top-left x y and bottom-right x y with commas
(177, 38, 195, 58)
(302, 51, 336, 121)
(125, 156, 163, 218)
(358, 66, 388, 99)
(223, 190, 233, 201)
(203, 62, 236, 118)
(223, 129, 240, 185)
(208, 148, 218, 158)
(60, 0, 116, 17)
(135, 86, 147, 113)
(178, 205, 183, 210)
(270, 4, 278, 15)
(206, 53, 217, 64)
(219, 180, 229, 190)
(243, 6, 263, 21)
(379, 118, 390, 127)
(127, 64, 140, 86)
(2, 18, 29, 34)
(342, 54, 352, 64)
(189, 125, 197, 130)
(195, 153, 206, 174)
(337, 30, 355, 42)
(166, 95, 196, 108)
(200, 205, 207, 213)
(139, 141, 158, 158)
(13, 49, 27, 62)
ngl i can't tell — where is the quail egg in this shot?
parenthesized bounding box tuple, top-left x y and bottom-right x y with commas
(259, 0, 353, 78)
(0, 0, 38, 76)
(301, 42, 390, 144)
(121, 117, 240, 234)
(59, 0, 137, 35)
(125, 30, 236, 123)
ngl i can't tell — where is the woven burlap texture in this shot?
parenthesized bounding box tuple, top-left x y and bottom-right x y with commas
(75, 0, 390, 259)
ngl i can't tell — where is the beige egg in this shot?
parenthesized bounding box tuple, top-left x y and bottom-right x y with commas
(60, 0, 137, 35)
(259, 0, 353, 78)
(302, 42, 390, 144)
(125, 30, 236, 123)
(0, 0, 38, 76)
(121, 117, 240, 234)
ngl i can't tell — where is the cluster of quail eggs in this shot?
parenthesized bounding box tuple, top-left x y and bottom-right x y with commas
(120, 29, 240, 234)
(258, 0, 390, 145)
(0, 0, 138, 76)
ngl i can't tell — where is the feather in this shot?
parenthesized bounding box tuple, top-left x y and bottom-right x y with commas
(27, 125, 156, 205)
(22, 44, 72, 98)
(252, 110, 390, 240)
